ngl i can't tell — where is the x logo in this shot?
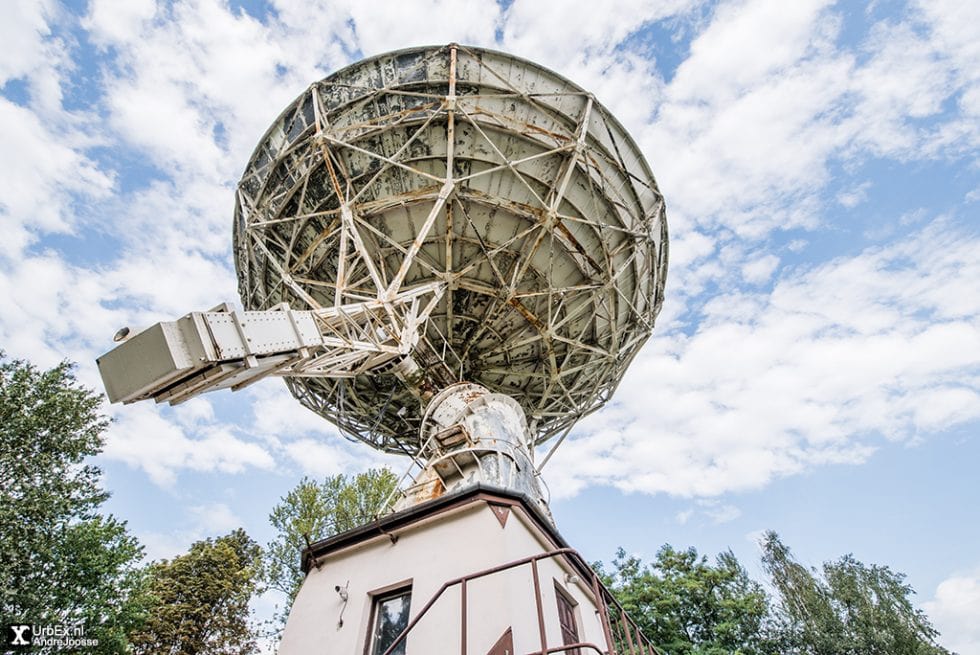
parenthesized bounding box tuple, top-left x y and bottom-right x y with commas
(9, 624, 31, 646)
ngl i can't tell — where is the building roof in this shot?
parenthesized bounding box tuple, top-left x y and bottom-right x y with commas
(300, 484, 570, 574)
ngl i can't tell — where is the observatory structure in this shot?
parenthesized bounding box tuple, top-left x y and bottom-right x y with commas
(99, 45, 667, 655)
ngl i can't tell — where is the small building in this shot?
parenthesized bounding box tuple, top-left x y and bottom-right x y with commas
(279, 484, 656, 655)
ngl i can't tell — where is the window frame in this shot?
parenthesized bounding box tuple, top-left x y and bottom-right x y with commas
(364, 583, 413, 655)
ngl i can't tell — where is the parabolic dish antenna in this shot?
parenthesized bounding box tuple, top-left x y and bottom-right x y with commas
(232, 44, 668, 454)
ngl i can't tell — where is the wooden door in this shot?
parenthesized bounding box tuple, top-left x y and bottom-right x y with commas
(555, 585, 580, 655)
(486, 628, 514, 655)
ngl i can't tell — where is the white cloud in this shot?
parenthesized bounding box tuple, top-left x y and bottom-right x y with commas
(188, 501, 244, 534)
(849, 21, 951, 157)
(0, 1, 55, 83)
(837, 181, 871, 208)
(138, 531, 195, 563)
(503, 0, 693, 68)
(282, 438, 368, 477)
(645, 0, 844, 236)
(669, 0, 835, 104)
(0, 231, 237, 388)
(172, 397, 216, 427)
(546, 217, 980, 499)
(100, 0, 286, 179)
(0, 0, 71, 112)
(669, 228, 717, 269)
(103, 404, 275, 486)
(0, 252, 125, 373)
(83, 0, 156, 47)
(700, 500, 741, 524)
(139, 501, 245, 561)
(246, 383, 403, 477)
(347, 0, 501, 56)
(501, 0, 694, 137)
(741, 253, 780, 284)
(247, 383, 335, 445)
(640, 0, 980, 261)
(914, 0, 980, 157)
(90, 363, 395, 488)
(676, 500, 742, 525)
(0, 99, 113, 259)
(924, 567, 980, 655)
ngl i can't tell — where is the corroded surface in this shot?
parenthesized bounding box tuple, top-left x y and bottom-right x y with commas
(234, 44, 668, 454)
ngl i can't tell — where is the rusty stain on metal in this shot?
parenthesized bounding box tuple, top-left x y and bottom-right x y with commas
(427, 477, 445, 501)
(507, 296, 547, 332)
(554, 219, 603, 274)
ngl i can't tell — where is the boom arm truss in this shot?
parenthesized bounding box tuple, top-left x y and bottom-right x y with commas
(98, 282, 444, 406)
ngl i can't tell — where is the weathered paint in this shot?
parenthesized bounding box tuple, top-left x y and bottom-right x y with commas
(234, 44, 669, 454)
(391, 382, 550, 520)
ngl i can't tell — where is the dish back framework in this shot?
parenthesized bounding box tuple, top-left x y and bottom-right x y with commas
(233, 44, 668, 455)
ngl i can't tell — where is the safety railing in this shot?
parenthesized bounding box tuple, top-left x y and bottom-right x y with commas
(380, 547, 660, 655)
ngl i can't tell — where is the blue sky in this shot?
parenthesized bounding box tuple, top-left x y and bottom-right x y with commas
(2, 0, 978, 651)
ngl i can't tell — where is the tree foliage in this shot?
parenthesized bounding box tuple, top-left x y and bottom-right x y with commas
(598, 545, 781, 655)
(131, 529, 262, 655)
(262, 469, 398, 625)
(0, 354, 149, 653)
(601, 534, 954, 655)
(761, 532, 951, 655)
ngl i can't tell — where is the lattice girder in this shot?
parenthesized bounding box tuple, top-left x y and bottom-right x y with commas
(234, 45, 668, 454)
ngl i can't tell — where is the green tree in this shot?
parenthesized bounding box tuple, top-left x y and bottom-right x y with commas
(598, 545, 782, 655)
(263, 469, 398, 626)
(761, 531, 952, 655)
(131, 528, 262, 655)
(0, 354, 149, 653)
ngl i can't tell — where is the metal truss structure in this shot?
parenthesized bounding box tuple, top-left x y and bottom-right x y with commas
(233, 44, 668, 455)
(97, 283, 444, 408)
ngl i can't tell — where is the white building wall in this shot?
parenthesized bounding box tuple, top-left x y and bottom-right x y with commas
(278, 499, 607, 655)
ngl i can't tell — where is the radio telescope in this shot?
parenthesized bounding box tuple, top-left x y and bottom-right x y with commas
(98, 43, 667, 490)
(98, 44, 670, 653)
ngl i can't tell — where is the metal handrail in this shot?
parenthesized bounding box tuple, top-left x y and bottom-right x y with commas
(527, 643, 605, 654)
(379, 546, 660, 655)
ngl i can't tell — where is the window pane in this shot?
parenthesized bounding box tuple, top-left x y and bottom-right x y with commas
(373, 591, 411, 655)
